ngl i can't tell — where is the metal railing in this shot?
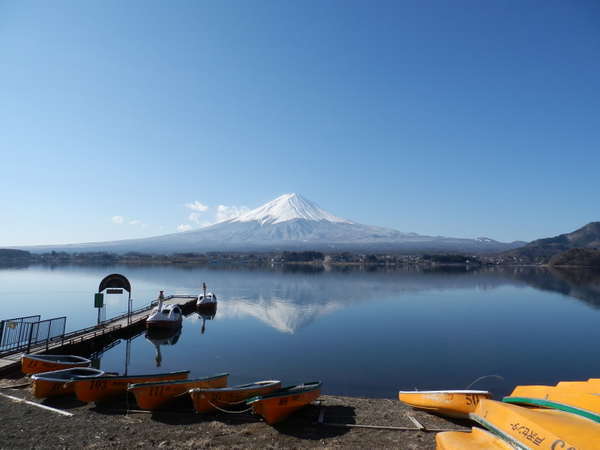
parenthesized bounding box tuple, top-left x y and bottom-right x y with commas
(0, 315, 41, 353)
(0, 316, 65, 356)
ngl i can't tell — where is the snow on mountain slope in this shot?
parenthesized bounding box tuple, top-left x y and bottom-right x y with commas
(228, 193, 352, 225)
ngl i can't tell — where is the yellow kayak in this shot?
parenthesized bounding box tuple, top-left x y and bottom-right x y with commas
(471, 399, 600, 449)
(436, 427, 513, 450)
(555, 380, 600, 393)
(398, 390, 490, 418)
(504, 385, 600, 423)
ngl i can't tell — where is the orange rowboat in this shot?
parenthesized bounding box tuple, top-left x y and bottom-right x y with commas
(398, 390, 491, 419)
(190, 380, 281, 413)
(128, 373, 229, 410)
(470, 399, 600, 449)
(246, 381, 321, 425)
(73, 370, 189, 403)
(436, 427, 514, 450)
(31, 368, 107, 398)
(21, 354, 90, 375)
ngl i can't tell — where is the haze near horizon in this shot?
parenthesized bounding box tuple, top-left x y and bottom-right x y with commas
(1, 1, 599, 246)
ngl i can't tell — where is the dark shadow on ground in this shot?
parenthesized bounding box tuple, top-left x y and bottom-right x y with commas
(42, 394, 87, 410)
(151, 410, 260, 426)
(272, 404, 354, 439)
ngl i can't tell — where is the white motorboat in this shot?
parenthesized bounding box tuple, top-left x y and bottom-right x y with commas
(197, 282, 217, 308)
(146, 292, 182, 329)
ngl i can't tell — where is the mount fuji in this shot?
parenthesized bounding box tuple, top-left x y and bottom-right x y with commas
(24, 193, 524, 253)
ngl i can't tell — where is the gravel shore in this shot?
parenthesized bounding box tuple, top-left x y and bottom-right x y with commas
(0, 377, 468, 449)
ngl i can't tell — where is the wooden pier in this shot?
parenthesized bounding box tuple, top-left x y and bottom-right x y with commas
(0, 295, 198, 375)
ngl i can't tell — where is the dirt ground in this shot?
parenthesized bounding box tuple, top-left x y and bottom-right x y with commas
(0, 376, 469, 449)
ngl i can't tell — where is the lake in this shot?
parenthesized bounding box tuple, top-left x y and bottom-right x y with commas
(1, 263, 599, 398)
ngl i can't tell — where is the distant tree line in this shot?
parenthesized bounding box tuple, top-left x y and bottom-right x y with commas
(281, 251, 324, 262)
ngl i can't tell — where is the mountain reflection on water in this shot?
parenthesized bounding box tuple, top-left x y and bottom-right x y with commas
(2, 264, 600, 398)
(113, 265, 600, 334)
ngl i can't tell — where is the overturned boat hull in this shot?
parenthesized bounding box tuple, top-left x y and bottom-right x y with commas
(504, 384, 600, 423)
(470, 399, 600, 449)
(436, 427, 514, 450)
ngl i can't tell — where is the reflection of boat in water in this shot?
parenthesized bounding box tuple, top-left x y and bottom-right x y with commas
(146, 291, 183, 329)
(145, 327, 182, 367)
(197, 282, 217, 308)
(197, 305, 217, 335)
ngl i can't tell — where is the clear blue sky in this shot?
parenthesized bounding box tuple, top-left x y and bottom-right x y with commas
(1, 0, 599, 246)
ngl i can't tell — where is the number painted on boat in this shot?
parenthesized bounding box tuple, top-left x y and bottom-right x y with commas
(90, 380, 107, 391)
(465, 394, 481, 407)
(149, 386, 166, 396)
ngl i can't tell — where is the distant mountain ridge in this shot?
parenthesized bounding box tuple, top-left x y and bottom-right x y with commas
(19, 193, 525, 254)
(503, 222, 600, 261)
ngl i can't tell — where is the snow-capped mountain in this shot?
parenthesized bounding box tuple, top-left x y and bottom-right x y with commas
(230, 193, 352, 225)
(22, 193, 525, 253)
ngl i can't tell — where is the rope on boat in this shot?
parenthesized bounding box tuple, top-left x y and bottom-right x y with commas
(206, 399, 253, 414)
(465, 374, 504, 390)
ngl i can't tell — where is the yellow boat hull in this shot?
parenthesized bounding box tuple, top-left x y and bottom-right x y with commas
(398, 390, 491, 418)
(471, 399, 600, 449)
(555, 380, 600, 393)
(74, 371, 189, 403)
(506, 385, 600, 421)
(436, 427, 514, 450)
(130, 373, 228, 410)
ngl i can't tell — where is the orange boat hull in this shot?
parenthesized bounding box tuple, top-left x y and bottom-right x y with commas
(250, 388, 320, 424)
(191, 382, 282, 413)
(74, 371, 189, 403)
(131, 374, 228, 410)
(32, 378, 75, 398)
(21, 356, 88, 375)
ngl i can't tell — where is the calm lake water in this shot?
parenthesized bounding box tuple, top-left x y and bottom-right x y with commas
(1, 264, 599, 398)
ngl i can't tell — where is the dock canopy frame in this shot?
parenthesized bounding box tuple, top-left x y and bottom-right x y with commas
(98, 274, 133, 325)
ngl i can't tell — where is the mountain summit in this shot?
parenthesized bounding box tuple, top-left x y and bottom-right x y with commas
(228, 193, 352, 225)
(21, 193, 525, 254)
